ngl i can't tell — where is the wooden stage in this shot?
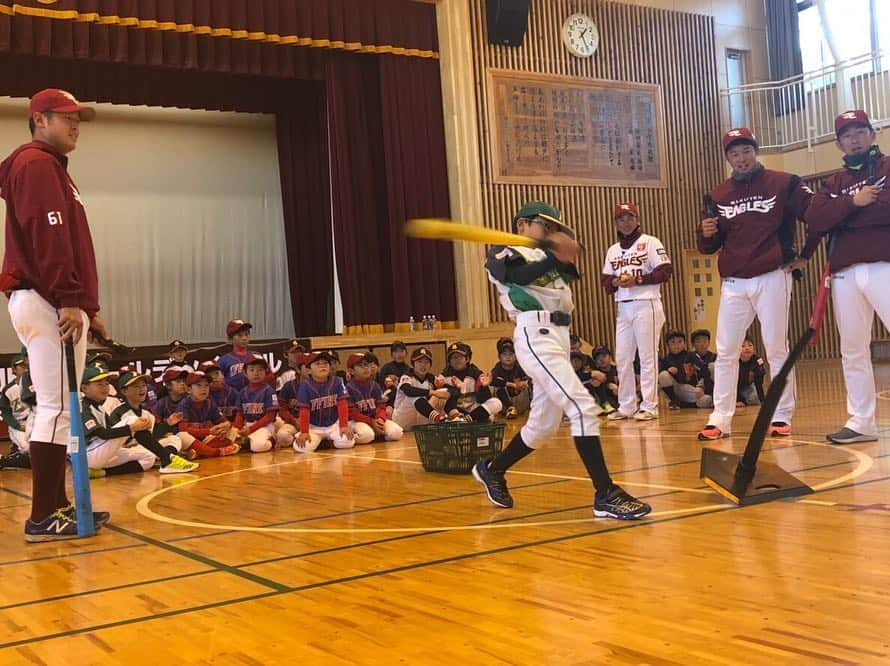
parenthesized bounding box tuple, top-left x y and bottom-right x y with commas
(1, 359, 889, 664)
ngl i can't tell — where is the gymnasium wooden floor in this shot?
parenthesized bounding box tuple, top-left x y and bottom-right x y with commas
(1, 360, 888, 665)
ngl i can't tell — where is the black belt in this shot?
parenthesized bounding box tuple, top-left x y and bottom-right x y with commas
(549, 311, 571, 326)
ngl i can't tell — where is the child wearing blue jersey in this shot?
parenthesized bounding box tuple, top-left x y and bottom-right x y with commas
(233, 354, 279, 452)
(294, 351, 354, 453)
(217, 319, 252, 392)
(176, 372, 240, 457)
(275, 352, 308, 449)
(346, 353, 403, 444)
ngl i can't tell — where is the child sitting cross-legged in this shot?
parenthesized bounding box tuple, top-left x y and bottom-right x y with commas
(345, 352, 403, 444)
(175, 372, 240, 457)
(86, 366, 199, 477)
(292, 351, 354, 453)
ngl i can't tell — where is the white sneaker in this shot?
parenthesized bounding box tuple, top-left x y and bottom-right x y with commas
(633, 410, 658, 421)
(607, 411, 630, 421)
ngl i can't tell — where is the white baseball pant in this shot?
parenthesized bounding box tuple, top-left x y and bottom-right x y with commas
(658, 372, 701, 404)
(615, 299, 665, 415)
(8, 290, 88, 446)
(391, 405, 437, 431)
(708, 269, 794, 433)
(86, 434, 156, 471)
(831, 261, 890, 436)
(8, 426, 30, 453)
(293, 423, 355, 453)
(513, 311, 599, 448)
(244, 423, 275, 452)
(350, 419, 404, 444)
(276, 420, 298, 449)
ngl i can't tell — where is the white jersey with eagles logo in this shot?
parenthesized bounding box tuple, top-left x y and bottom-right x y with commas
(601, 234, 671, 301)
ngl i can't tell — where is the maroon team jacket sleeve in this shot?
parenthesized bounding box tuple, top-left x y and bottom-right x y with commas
(805, 181, 859, 236)
(12, 159, 84, 309)
(696, 218, 724, 254)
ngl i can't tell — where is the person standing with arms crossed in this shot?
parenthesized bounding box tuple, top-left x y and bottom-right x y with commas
(601, 202, 672, 421)
(0, 89, 111, 541)
(806, 110, 889, 444)
(473, 201, 651, 520)
(696, 128, 817, 441)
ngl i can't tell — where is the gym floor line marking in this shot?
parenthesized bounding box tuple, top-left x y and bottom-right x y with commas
(9, 475, 890, 651)
(136, 442, 872, 536)
(0, 503, 737, 653)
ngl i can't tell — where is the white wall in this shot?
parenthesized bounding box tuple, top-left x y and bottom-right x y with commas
(0, 99, 294, 351)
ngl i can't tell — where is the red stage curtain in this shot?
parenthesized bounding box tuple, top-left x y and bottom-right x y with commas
(327, 51, 456, 331)
(0, 0, 438, 77)
(276, 83, 336, 337)
(378, 54, 457, 327)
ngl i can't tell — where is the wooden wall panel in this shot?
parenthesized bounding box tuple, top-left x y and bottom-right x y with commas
(471, 0, 724, 353)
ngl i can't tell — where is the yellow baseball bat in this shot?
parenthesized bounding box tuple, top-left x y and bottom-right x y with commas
(405, 218, 551, 249)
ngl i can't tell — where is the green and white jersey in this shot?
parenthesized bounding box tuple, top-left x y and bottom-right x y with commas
(486, 245, 577, 320)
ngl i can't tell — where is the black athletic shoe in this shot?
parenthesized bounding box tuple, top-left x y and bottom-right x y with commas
(61, 504, 111, 528)
(472, 458, 514, 508)
(0, 450, 31, 469)
(593, 485, 651, 520)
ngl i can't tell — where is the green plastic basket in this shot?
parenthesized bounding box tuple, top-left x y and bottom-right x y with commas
(413, 421, 506, 474)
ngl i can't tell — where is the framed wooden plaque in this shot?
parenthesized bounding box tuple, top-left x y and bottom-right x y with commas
(486, 68, 666, 188)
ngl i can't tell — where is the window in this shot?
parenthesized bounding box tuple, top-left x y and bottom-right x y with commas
(797, 0, 887, 84)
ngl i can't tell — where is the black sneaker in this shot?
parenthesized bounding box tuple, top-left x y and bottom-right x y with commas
(24, 509, 81, 543)
(0, 450, 31, 469)
(826, 427, 877, 444)
(593, 485, 651, 520)
(61, 504, 111, 528)
(668, 401, 681, 410)
(471, 458, 514, 508)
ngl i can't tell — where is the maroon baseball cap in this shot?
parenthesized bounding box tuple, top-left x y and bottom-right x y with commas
(226, 319, 252, 337)
(721, 127, 758, 151)
(347, 352, 371, 369)
(185, 371, 209, 386)
(161, 366, 188, 383)
(242, 353, 268, 370)
(198, 360, 221, 373)
(29, 89, 95, 121)
(835, 110, 872, 137)
(302, 350, 335, 367)
(614, 202, 639, 219)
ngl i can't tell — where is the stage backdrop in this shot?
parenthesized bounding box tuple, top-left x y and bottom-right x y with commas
(0, 0, 456, 339)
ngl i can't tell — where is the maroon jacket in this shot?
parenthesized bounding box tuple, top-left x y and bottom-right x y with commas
(696, 167, 817, 278)
(0, 141, 99, 317)
(805, 152, 890, 273)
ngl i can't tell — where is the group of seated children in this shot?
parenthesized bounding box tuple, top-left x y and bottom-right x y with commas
(2, 322, 541, 473)
(657, 329, 764, 410)
(568, 328, 764, 415)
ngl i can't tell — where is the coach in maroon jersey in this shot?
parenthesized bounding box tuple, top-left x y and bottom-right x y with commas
(0, 89, 110, 541)
(807, 110, 890, 445)
(695, 127, 819, 442)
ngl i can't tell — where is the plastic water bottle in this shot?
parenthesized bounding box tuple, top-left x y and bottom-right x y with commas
(431, 314, 437, 329)
(409, 316, 415, 332)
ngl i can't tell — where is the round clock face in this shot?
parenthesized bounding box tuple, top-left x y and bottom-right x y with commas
(562, 13, 598, 58)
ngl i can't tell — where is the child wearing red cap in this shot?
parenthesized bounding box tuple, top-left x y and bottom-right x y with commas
(175, 372, 240, 457)
(293, 352, 354, 452)
(346, 352, 403, 444)
(232, 354, 279, 452)
(218, 319, 253, 392)
(275, 352, 309, 449)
